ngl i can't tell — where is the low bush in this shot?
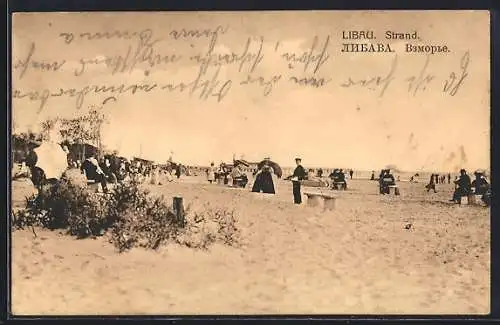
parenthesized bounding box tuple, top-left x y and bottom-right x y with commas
(108, 181, 184, 252)
(175, 203, 240, 250)
(12, 177, 240, 252)
(13, 177, 111, 238)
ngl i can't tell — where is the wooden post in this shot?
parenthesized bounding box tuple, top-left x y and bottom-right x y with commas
(173, 196, 185, 226)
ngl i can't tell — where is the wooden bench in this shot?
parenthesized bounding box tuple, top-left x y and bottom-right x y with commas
(300, 179, 326, 187)
(303, 191, 338, 211)
(388, 185, 400, 196)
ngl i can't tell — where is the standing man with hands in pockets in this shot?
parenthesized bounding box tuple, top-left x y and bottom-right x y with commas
(292, 157, 306, 204)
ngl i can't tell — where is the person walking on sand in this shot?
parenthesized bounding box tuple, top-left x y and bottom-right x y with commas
(349, 169, 354, 179)
(292, 157, 306, 204)
(426, 173, 437, 193)
(175, 164, 182, 179)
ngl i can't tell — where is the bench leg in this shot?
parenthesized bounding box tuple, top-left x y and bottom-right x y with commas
(324, 198, 336, 211)
(307, 196, 322, 208)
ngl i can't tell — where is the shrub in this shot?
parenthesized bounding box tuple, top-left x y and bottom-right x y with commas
(175, 203, 240, 250)
(12, 195, 51, 229)
(12, 177, 241, 252)
(61, 168, 87, 188)
(12, 177, 111, 238)
(108, 181, 184, 252)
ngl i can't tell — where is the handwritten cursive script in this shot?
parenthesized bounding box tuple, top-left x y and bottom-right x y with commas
(443, 51, 470, 96)
(12, 21, 475, 114)
(13, 42, 66, 79)
(340, 55, 398, 97)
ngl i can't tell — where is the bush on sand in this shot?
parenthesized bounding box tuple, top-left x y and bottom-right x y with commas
(12, 176, 240, 252)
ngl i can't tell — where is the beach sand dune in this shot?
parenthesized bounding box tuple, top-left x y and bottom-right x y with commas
(11, 178, 490, 315)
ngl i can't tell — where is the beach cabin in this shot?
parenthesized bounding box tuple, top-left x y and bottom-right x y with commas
(132, 157, 155, 172)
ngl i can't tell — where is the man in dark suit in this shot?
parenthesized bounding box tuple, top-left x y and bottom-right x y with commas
(292, 157, 306, 204)
(451, 169, 472, 203)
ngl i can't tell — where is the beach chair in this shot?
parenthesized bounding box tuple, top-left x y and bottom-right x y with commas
(459, 194, 476, 205)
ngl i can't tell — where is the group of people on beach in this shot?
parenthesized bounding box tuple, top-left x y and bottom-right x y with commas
(77, 155, 189, 192)
(205, 157, 308, 205)
(13, 143, 189, 193)
(206, 162, 249, 188)
(203, 157, 491, 206)
(449, 169, 490, 205)
(13, 137, 491, 207)
(204, 157, 360, 205)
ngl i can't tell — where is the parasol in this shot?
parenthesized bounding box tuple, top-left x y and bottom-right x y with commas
(257, 159, 283, 178)
(34, 142, 68, 179)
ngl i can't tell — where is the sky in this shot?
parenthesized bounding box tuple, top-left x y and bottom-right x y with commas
(12, 11, 490, 171)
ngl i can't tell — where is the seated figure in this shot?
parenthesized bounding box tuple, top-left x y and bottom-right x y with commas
(379, 169, 395, 194)
(451, 169, 472, 203)
(231, 164, 248, 188)
(472, 171, 490, 205)
(81, 156, 109, 193)
(329, 169, 347, 190)
(472, 172, 489, 195)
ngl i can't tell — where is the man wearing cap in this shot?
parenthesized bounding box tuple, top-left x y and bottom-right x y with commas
(292, 157, 306, 204)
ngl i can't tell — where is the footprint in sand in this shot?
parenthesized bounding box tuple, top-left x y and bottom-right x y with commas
(81, 260, 90, 270)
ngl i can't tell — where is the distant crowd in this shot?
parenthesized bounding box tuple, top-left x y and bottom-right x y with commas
(12, 150, 189, 194)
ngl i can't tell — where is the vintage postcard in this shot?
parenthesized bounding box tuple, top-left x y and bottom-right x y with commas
(10, 11, 490, 315)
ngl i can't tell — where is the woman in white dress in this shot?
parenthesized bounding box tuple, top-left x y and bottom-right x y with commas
(207, 162, 216, 184)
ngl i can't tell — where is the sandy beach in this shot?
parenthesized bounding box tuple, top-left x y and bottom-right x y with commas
(11, 176, 490, 315)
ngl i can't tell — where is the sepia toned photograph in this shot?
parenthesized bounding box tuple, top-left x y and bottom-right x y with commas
(10, 10, 490, 315)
